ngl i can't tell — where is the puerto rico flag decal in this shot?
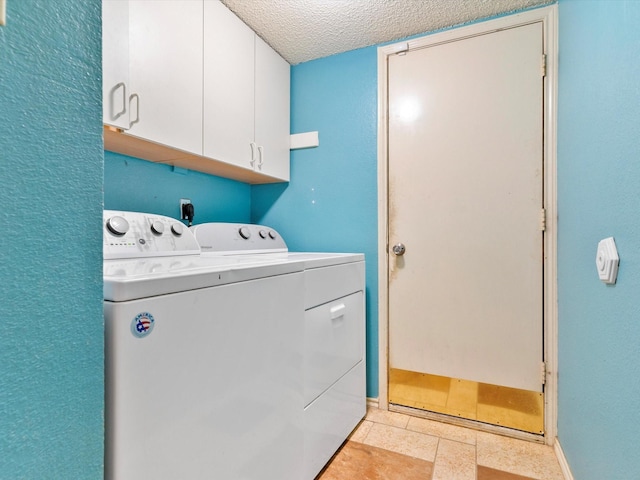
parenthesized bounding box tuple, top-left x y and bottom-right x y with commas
(131, 312, 155, 338)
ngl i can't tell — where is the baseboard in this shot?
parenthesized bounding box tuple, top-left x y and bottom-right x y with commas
(366, 397, 379, 409)
(554, 438, 575, 480)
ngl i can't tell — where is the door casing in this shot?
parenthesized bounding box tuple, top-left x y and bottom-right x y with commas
(376, 5, 558, 444)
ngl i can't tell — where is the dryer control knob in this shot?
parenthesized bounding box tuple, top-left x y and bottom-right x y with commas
(151, 221, 165, 235)
(106, 216, 130, 236)
(239, 226, 251, 239)
(171, 223, 184, 236)
(259, 230, 268, 239)
(268, 231, 277, 240)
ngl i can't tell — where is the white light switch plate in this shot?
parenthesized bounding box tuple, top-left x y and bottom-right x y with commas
(0, 0, 6, 26)
(596, 237, 619, 284)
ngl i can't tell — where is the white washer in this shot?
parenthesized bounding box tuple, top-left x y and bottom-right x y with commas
(104, 211, 306, 480)
(191, 223, 366, 479)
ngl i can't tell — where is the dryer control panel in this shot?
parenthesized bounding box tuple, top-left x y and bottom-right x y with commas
(191, 222, 288, 255)
(104, 210, 200, 260)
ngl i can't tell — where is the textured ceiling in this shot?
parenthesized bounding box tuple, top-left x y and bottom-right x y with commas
(220, 0, 551, 65)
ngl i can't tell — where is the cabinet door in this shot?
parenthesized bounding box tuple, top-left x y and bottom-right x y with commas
(128, 0, 203, 155)
(102, 0, 130, 129)
(255, 36, 291, 181)
(203, 0, 255, 169)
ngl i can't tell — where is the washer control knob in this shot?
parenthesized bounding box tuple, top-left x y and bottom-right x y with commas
(171, 223, 184, 236)
(106, 216, 130, 236)
(151, 221, 165, 235)
(239, 226, 251, 239)
(268, 231, 277, 240)
(259, 229, 268, 239)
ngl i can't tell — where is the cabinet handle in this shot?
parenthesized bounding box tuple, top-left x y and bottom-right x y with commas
(110, 82, 127, 120)
(257, 146, 264, 169)
(250, 142, 257, 168)
(128, 93, 140, 128)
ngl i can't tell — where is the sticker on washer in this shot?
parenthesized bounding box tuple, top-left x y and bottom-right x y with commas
(131, 312, 155, 338)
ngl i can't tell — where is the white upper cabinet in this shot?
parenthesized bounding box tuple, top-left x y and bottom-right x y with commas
(127, 0, 203, 156)
(203, 0, 290, 181)
(102, 0, 290, 183)
(102, 0, 130, 129)
(203, 0, 255, 170)
(255, 36, 290, 181)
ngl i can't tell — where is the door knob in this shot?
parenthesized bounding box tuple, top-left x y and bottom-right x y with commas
(392, 243, 406, 256)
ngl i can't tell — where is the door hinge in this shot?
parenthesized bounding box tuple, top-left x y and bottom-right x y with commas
(392, 42, 410, 55)
(541, 54, 547, 77)
(540, 361, 547, 385)
(540, 208, 547, 231)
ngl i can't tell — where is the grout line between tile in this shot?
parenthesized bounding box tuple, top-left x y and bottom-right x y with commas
(432, 438, 441, 480)
(474, 436, 478, 480)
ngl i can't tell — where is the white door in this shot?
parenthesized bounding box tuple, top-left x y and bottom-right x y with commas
(388, 23, 544, 393)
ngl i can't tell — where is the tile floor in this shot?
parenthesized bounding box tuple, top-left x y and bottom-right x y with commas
(318, 407, 565, 480)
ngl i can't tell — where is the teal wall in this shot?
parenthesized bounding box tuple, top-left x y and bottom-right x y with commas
(0, 1, 104, 478)
(557, 1, 640, 478)
(252, 47, 380, 396)
(105, 152, 251, 223)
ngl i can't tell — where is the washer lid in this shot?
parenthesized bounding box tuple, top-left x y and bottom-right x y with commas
(104, 254, 302, 302)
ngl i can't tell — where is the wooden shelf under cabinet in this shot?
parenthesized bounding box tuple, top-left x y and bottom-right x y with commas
(104, 126, 287, 185)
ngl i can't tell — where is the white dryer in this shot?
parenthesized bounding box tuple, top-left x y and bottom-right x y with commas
(191, 223, 366, 479)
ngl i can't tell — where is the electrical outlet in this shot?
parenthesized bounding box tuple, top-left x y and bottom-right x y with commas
(180, 198, 191, 220)
(0, 0, 6, 26)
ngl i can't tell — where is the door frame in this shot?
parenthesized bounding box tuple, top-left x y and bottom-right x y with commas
(377, 5, 558, 444)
